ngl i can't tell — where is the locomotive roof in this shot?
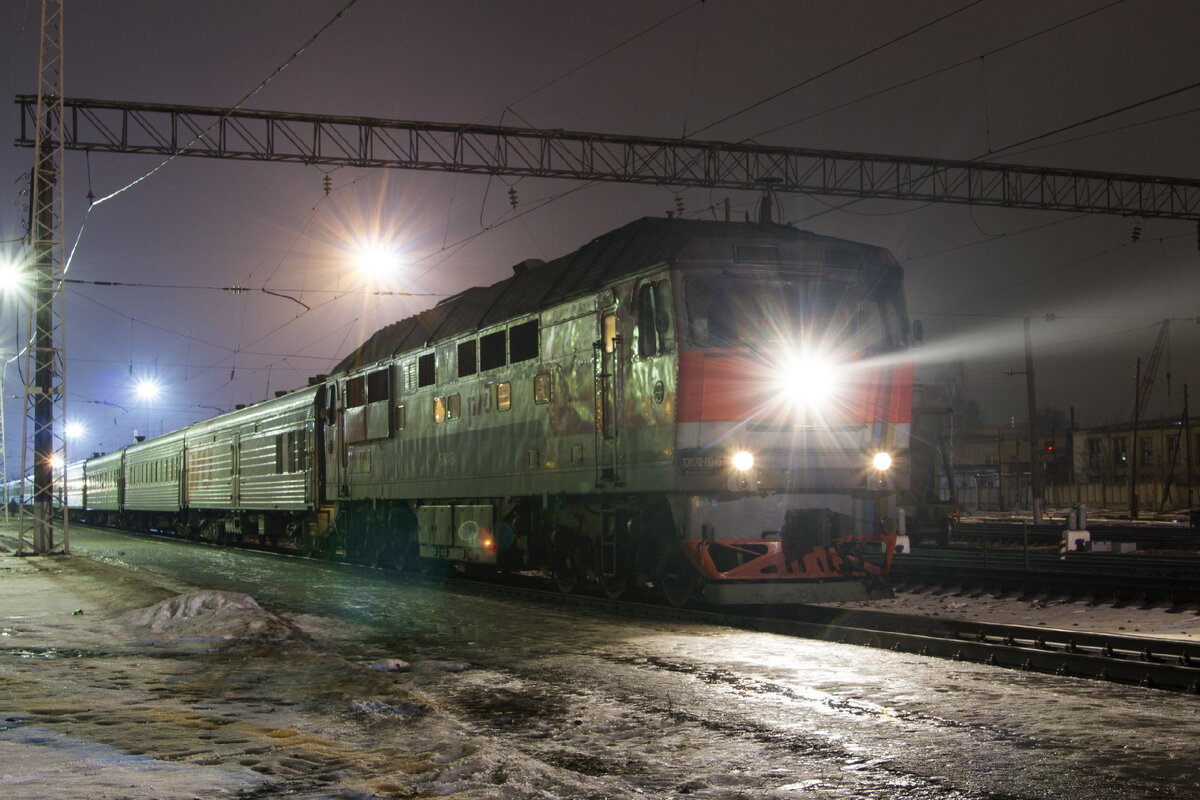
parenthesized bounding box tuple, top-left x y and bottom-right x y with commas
(331, 216, 898, 375)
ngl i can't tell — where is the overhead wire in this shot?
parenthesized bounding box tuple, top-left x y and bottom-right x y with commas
(749, 0, 1129, 144)
(485, 1, 703, 121)
(59, 0, 361, 278)
(686, 0, 988, 139)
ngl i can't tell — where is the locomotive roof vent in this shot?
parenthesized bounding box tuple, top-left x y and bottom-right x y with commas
(734, 244, 779, 263)
(307, 374, 327, 386)
(511, 258, 546, 274)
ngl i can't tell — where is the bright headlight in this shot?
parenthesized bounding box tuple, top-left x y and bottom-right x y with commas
(732, 450, 755, 472)
(777, 352, 840, 411)
(872, 451, 892, 471)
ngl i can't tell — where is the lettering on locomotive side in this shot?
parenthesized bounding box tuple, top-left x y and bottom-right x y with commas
(677, 450, 725, 473)
(466, 387, 493, 420)
(438, 451, 457, 468)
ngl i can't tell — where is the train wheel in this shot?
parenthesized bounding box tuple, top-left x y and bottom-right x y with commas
(381, 531, 417, 573)
(549, 526, 581, 594)
(601, 574, 632, 601)
(657, 545, 699, 608)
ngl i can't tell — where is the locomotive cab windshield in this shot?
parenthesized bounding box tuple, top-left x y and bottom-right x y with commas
(682, 271, 908, 356)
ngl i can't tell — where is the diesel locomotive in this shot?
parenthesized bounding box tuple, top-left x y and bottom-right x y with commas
(51, 216, 915, 605)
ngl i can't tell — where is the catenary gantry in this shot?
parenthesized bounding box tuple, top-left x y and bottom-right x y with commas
(14, 95, 1200, 222)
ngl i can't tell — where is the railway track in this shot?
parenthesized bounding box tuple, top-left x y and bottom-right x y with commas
(891, 548, 1200, 603)
(452, 574, 1200, 694)
(950, 519, 1200, 550)
(58, 523, 1200, 694)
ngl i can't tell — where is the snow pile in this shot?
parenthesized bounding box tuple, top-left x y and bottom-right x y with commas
(126, 590, 302, 642)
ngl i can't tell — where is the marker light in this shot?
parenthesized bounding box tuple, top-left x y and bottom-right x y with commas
(872, 452, 892, 471)
(732, 450, 755, 472)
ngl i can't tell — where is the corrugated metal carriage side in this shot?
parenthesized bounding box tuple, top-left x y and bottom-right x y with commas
(181, 387, 320, 544)
(80, 449, 125, 524)
(122, 429, 186, 533)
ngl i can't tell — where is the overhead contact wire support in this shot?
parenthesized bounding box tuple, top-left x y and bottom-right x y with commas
(21, 0, 69, 555)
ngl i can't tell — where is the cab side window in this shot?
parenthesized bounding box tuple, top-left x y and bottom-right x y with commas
(636, 281, 671, 357)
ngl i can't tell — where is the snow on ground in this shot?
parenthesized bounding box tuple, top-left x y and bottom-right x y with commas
(831, 587, 1200, 640)
(3, 526, 1200, 799)
(0, 532, 692, 799)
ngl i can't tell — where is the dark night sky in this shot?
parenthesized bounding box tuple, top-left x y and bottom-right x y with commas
(2, 0, 1200, 473)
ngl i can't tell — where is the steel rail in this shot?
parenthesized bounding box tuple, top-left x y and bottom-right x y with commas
(891, 549, 1200, 602)
(459, 578, 1200, 693)
(49, 523, 1200, 693)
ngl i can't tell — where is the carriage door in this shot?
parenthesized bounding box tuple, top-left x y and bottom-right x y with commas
(594, 309, 622, 485)
(324, 380, 348, 498)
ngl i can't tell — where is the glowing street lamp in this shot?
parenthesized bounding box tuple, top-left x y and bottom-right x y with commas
(0, 261, 26, 294)
(351, 237, 402, 281)
(134, 377, 162, 402)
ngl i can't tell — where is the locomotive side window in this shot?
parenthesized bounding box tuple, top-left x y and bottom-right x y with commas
(636, 282, 670, 357)
(367, 368, 389, 403)
(458, 340, 478, 377)
(434, 395, 461, 423)
(346, 375, 366, 408)
(509, 320, 538, 362)
(480, 330, 506, 371)
(533, 372, 552, 405)
(497, 381, 512, 412)
(396, 404, 407, 430)
(418, 353, 436, 387)
(602, 312, 617, 353)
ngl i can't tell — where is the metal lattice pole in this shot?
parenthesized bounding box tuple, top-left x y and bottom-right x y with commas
(19, 0, 68, 555)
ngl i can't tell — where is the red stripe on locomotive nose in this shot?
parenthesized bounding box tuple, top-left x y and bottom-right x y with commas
(676, 350, 912, 424)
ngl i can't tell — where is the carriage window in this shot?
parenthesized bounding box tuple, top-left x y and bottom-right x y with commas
(418, 353, 436, 387)
(396, 404, 407, 431)
(346, 375, 366, 407)
(497, 382, 512, 412)
(434, 396, 446, 423)
(480, 330, 506, 371)
(458, 340, 478, 377)
(510, 320, 538, 362)
(446, 394, 460, 420)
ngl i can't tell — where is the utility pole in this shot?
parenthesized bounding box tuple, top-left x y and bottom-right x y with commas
(1023, 318, 1044, 524)
(20, 0, 68, 555)
(1185, 384, 1193, 510)
(1131, 359, 1141, 520)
